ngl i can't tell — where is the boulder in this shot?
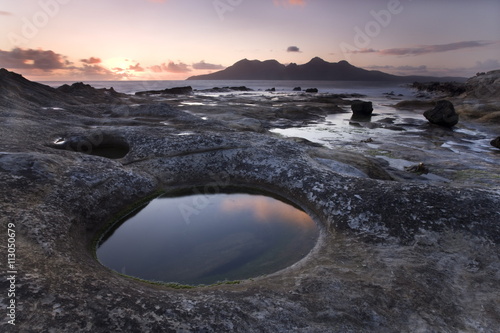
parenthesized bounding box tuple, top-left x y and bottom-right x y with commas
(135, 86, 193, 95)
(491, 136, 500, 149)
(293, 87, 302, 91)
(305, 88, 318, 93)
(351, 101, 373, 116)
(423, 100, 459, 127)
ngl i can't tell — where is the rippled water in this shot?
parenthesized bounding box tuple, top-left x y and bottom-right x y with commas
(96, 192, 319, 285)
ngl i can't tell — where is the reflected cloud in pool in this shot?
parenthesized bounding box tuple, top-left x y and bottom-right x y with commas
(96, 192, 319, 285)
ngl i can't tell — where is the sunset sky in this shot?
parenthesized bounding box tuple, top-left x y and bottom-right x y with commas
(1, 0, 499, 81)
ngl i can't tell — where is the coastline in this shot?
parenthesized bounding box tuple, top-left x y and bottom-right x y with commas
(1, 69, 499, 332)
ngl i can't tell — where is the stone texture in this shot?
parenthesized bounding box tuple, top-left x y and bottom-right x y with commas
(424, 100, 459, 127)
(1, 69, 499, 333)
(351, 101, 374, 116)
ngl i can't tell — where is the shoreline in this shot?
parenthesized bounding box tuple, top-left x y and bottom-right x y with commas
(1, 69, 499, 332)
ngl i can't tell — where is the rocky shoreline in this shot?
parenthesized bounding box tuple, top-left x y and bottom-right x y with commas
(1, 69, 499, 332)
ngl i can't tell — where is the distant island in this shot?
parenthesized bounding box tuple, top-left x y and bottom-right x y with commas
(187, 57, 465, 82)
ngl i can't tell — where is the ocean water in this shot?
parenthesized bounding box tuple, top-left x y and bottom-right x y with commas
(42, 79, 411, 96)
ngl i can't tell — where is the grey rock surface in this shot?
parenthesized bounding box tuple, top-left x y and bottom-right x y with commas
(1, 69, 499, 332)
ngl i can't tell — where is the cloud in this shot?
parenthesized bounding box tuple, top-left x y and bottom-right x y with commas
(192, 60, 225, 70)
(128, 63, 145, 72)
(0, 48, 129, 80)
(147, 0, 167, 3)
(378, 41, 495, 56)
(368, 65, 428, 71)
(274, 0, 306, 7)
(347, 48, 378, 54)
(165, 61, 190, 73)
(80, 57, 102, 64)
(0, 11, 12, 16)
(474, 59, 500, 71)
(149, 61, 191, 73)
(287, 46, 301, 53)
(0, 48, 69, 71)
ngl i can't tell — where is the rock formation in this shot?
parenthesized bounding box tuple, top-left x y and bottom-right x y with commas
(423, 100, 459, 127)
(351, 100, 374, 116)
(0, 68, 499, 333)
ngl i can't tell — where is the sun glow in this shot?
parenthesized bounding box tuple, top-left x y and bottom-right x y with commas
(102, 57, 132, 74)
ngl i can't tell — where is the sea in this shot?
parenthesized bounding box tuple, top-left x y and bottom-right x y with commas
(41, 79, 412, 96)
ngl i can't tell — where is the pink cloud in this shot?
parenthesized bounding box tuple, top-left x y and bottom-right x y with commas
(148, 61, 191, 73)
(128, 63, 145, 72)
(273, 0, 306, 7)
(80, 57, 102, 64)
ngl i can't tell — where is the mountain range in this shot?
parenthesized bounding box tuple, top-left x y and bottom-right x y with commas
(187, 57, 465, 82)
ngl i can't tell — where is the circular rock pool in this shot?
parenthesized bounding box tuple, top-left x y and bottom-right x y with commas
(96, 191, 319, 286)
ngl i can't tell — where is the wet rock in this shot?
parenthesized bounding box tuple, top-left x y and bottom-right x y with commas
(135, 86, 193, 95)
(424, 100, 459, 127)
(405, 163, 429, 174)
(266, 87, 276, 92)
(351, 100, 373, 116)
(305, 88, 318, 93)
(393, 100, 435, 109)
(491, 136, 500, 149)
(275, 106, 325, 120)
(293, 87, 302, 91)
(228, 118, 264, 132)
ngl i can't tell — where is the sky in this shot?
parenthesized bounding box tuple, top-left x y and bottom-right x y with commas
(0, 0, 499, 81)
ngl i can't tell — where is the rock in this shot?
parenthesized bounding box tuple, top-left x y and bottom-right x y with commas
(305, 88, 318, 93)
(228, 86, 253, 91)
(228, 118, 264, 132)
(411, 81, 466, 97)
(351, 100, 373, 116)
(491, 136, 500, 149)
(57, 82, 126, 103)
(405, 163, 429, 174)
(135, 86, 193, 95)
(423, 100, 459, 127)
(266, 87, 276, 92)
(394, 100, 435, 109)
(465, 70, 500, 99)
(293, 87, 302, 91)
(2, 69, 500, 333)
(276, 106, 325, 120)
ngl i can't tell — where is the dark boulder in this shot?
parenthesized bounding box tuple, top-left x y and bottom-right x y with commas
(266, 87, 276, 92)
(293, 87, 302, 91)
(228, 86, 253, 91)
(491, 137, 500, 149)
(305, 88, 318, 93)
(351, 101, 373, 116)
(423, 100, 459, 127)
(135, 86, 193, 96)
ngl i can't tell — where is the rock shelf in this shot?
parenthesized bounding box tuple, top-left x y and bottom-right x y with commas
(1, 69, 499, 332)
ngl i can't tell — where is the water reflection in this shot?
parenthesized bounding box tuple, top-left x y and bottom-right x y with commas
(96, 192, 318, 285)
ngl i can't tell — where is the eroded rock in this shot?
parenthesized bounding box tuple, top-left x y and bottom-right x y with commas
(1, 69, 499, 333)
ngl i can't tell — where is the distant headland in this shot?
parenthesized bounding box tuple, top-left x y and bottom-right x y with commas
(187, 57, 466, 82)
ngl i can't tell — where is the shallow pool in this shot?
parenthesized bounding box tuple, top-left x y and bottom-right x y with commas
(96, 191, 319, 285)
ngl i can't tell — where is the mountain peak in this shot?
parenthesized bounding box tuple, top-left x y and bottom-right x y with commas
(308, 57, 327, 64)
(186, 57, 405, 81)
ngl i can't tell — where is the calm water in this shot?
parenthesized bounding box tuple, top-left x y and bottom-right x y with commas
(42, 79, 409, 95)
(96, 192, 319, 285)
